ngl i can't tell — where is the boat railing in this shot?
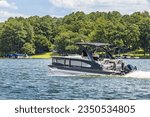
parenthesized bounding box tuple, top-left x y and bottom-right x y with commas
(52, 57, 95, 68)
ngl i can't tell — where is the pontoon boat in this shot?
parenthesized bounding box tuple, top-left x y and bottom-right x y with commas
(48, 42, 137, 75)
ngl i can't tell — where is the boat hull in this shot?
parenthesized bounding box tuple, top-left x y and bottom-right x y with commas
(48, 65, 123, 76)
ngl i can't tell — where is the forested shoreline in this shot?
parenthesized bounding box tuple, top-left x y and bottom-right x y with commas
(0, 11, 150, 56)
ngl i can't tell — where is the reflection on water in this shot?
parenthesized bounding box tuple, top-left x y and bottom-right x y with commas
(0, 59, 150, 99)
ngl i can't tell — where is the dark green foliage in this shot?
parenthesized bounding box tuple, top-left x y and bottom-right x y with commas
(138, 18, 150, 55)
(1, 19, 28, 54)
(0, 11, 150, 55)
(21, 43, 35, 55)
(34, 35, 51, 53)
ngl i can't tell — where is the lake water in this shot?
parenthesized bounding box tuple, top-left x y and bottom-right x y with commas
(0, 59, 150, 100)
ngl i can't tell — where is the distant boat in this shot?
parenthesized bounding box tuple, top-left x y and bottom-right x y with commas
(133, 57, 140, 59)
(122, 55, 131, 59)
(48, 42, 137, 75)
(6, 54, 29, 59)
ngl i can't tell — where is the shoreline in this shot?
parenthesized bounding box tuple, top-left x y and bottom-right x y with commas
(1, 52, 150, 59)
(0, 56, 150, 59)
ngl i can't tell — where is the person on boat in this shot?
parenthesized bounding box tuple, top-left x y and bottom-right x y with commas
(121, 62, 125, 71)
(113, 62, 116, 70)
(81, 50, 87, 57)
(92, 50, 99, 61)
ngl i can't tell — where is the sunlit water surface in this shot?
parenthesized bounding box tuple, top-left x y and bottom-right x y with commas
(0, 59, 150, 99)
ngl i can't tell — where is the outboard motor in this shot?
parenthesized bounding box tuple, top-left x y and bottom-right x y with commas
(124, 64, 137, 73)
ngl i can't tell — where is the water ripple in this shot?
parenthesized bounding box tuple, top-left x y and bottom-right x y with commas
(0, 59, 150, 99)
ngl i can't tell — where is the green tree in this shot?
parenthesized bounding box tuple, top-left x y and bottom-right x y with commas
(34, 35, 51, 53)
(0, 23, 4, 55)
(21, 43, 35, 54)
(0, 11, 150, 56)
(28, 15, 57, 44)
(54, 31, 83, 53)
(1, 19, 25, 53)
(0, 18, 34, 54)
(88, 18, 109, 43)
(139, 18, 150, 56)
(122, 24, 140, 50)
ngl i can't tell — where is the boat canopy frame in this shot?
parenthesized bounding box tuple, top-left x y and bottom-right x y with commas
(76, 42, 114, 61)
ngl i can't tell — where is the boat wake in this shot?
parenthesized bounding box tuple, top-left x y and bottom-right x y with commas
(48, 68, 76, 77)
(48, 68, 150, 79)
(125, 71, 150, 79)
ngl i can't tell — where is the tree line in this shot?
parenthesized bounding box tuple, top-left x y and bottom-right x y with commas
(0, 11, 150, 56)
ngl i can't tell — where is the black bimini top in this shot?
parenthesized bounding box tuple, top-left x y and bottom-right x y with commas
(76, 42, 110, 47)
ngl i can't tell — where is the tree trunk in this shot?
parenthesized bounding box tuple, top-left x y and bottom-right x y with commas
(144, 47, 146, 56)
